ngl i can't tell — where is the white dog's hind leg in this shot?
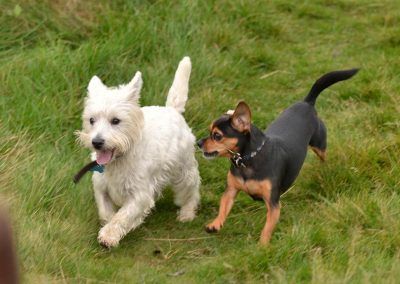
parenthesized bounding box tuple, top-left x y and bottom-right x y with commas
(172, 165, 200, 222)
(93, 173, 115, 225)
(98, 193, 155, 248)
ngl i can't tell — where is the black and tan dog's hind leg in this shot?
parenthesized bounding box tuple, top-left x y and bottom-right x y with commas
(309, 118, 327, 161)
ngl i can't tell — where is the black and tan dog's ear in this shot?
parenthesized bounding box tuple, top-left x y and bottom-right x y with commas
(231, 101, 251, 132)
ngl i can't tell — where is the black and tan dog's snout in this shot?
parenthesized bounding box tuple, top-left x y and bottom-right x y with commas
(196, 138, 206, 149)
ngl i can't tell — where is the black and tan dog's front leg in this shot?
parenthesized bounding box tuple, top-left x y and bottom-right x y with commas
(255, 181, 280, 245)
(260, 201, 280, 245)
(205, 176, 239, 233)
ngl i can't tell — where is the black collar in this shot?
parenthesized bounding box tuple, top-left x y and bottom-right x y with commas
(229, 139, 267, 168)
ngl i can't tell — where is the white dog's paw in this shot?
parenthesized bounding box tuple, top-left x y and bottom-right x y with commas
(177, 209, 196, 222)
(98, 225, 121, 248)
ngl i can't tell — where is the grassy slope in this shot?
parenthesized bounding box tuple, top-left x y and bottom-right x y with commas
(1, 0, 400, 282)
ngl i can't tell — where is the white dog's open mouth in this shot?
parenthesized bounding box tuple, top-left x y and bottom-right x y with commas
(96, 149, 114, 165)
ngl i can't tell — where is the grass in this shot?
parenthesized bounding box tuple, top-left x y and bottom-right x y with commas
(1, 0, 400, 282)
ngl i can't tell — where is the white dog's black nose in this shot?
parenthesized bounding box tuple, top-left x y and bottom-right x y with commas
(92, 138, 105, 150)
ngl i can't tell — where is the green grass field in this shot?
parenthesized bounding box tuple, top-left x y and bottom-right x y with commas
(1, 0, 400, 282)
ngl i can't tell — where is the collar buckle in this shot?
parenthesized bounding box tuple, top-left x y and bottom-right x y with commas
(231, 153, 246, 168)
(90, 164, 105, 173)
(229, 138, 267, 168)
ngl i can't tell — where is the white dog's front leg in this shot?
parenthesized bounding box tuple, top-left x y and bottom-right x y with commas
(94, 190, 115, 225)
(98, 194, 155, 248)
(93, 173, 115, 225)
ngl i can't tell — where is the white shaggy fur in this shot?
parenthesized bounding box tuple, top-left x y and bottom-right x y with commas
(77, 57, 200, 248)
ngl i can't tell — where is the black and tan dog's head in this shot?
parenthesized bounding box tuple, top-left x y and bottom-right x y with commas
(197, 101, 252, 158)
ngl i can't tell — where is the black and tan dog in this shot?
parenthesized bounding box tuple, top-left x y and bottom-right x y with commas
(197, 69, 358, 245)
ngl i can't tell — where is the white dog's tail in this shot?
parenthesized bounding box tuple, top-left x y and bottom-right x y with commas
(166, 56, 191, 113)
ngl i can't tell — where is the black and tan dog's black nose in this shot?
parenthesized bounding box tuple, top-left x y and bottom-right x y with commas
(92, 137, 105, 150)
(197, 138, 205, 148)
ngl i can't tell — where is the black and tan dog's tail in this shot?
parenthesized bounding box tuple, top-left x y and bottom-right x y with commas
(304, 68, 359, 106)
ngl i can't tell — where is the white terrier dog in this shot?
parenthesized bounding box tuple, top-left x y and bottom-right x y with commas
(77, 57, 200, 248)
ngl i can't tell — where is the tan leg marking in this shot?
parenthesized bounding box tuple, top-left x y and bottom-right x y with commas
(244, 179, 280, 245)
(310, 146, 326, 162)
(206, 173, 280, 244)
(205, 172, 239, 233)
(260, 203, 281, 245)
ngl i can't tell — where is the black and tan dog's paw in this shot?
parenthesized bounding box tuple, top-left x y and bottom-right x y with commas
(205, 221, 222, 233)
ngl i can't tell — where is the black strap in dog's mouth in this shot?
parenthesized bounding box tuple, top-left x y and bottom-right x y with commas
(73, 161, 104, 184)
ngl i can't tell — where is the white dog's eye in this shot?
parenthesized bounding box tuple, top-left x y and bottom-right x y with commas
(89, 117, 95, 125)
(111, 118, 120, 125)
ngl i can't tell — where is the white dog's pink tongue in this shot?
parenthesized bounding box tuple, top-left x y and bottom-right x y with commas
(96, 150, 113, 165)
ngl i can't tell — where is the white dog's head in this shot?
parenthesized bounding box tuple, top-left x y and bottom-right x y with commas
(77, 72, 144, 165)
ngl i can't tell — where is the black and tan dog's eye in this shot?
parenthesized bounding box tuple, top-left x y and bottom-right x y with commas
(89, 117, 95, 125)
(111, 118, 120, 125)
(212, 132, 222, 141)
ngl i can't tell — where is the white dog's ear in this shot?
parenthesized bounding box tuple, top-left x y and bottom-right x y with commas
(231, 101, 252, 132)
(88, 76, 106, 96)
(125, 71, 142, 102)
